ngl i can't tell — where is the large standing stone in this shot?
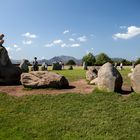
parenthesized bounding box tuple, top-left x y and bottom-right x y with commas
(97, 62, 123, 92)
(21, 71, 69, 88)
(0, 34, 22, 85)
(131, 64, 140, 93)
(86, 67, 98, 81)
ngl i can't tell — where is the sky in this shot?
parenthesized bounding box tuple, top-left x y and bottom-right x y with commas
(0, 0, 140, 60)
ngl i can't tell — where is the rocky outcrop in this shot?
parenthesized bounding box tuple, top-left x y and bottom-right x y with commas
(130, 64, 140, 93)
(0, 34, 22, 85)
(21, 71, 69, 88)
(86, 67, 98, 81)
(97, 62, 123, 92)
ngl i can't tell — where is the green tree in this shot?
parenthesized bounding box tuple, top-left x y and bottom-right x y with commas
(135, 58, 140, 65)
(121, 59, 132, 66)
(66, 59, 76, 65)
(82, 53, 96, 66)
(95, 53, 112, 65)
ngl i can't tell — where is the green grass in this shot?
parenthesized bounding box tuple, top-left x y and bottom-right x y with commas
(119, 68, 131, 86)
(52, 69, 86, 82)
(0, 91, 140, 140)
(0, 67, 137, 139)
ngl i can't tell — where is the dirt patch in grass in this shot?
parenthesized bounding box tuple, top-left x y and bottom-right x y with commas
(0, 79, 94, 97)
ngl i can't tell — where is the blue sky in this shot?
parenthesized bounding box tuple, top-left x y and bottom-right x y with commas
(1, 0, 140, 60)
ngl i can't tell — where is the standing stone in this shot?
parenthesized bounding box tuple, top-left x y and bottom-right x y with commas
(131, 64, 140, 93)
(83, 62, 88, 70)
(19, 59, 29, 73)
(86, 67, 98, 81)
(97, 62, 123, 92)
(0, 33, 22, 85)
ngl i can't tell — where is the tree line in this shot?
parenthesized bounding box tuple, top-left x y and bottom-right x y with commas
(66, 53, 140, 66)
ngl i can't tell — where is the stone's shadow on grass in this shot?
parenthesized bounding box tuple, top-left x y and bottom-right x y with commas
(23, 85, 76, 90)
(0, 82, 21, 86)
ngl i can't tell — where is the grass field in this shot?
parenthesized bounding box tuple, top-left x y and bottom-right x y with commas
(0, 91, 140, 140)
(0, 67, 139, 140)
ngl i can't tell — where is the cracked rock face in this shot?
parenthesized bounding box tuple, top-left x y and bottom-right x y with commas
(97, 62, 123, 92)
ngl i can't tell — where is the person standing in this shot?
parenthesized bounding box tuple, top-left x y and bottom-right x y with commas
(120, 62, 123, 70)
(33, 57, 38, 71)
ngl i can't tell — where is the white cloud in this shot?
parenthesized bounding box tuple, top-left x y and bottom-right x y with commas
(45, 43, 54, 48)
(113, 26, 140, 40)
(13, 44, 22, 51)
(61, 43, 68, 48)
(53, 39, 63, 44)
(45, 39, 63, 48)
(13, 44, 18, 48)
(41, 56, 45, 59)
(22, 32, 37, 39)
(69, 38, 75, 42)
(71, 44, 80, 48)
(77, 36, 87, 42)
(22, 40, 33, 45)
(15, 47, 22, 52)
(120, 26, 126, 29)
(63, 30, 69, 34)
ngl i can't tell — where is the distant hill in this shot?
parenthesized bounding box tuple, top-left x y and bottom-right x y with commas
(11, 56, 129, 65)
(48, 55, 82, 65)
(11, 55, 82, 65)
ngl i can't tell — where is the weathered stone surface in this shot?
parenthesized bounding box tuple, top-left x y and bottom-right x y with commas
(0, 35, 22, 85)
(86, 67, 98, 81)
(19, 59, 29, 73)
(97, 62, 123, 92)
(90, 78, 98, 85)
(131, 64, 140, 93)
(21, 71, 69, 88)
